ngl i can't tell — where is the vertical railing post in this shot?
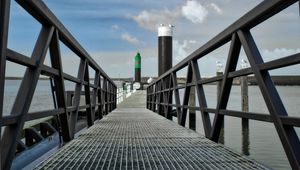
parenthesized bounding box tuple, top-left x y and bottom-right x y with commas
(112, 85, 114, 108)
(171, 72, 182, 122)
(113, 85, 115, 110)
(115, 85, 117, 109)
(110, 83, 113, 111)
(98, 76, 103, 120)
(0, 1, 11, 169)
(91, 72, 100, 120)
(149, 85, 153, 110)
(163, 76, 172, 120)
(113, 84, 116, 110)
(110, 83, 112, 111)
(84, 63, 93, 127)
(107, 82, 110, 113)
(110, 84, 113, 110)
(103, 78, 108, 115)
(147, 87, 149, 109)
(152, 83, 157, 112)
(109, 83, 113, 112)
(161, 78, 166, 117)
(191, 61, 211, 138)
(148, 87, 150, 109)
(146, 87, 149, 109)
(49, 29, 71, 142)
(210, 34, 241, 143)
(157, 80, 163, 115)
(180, 63, 193, 126)
(69, 59, 87, 138)
(113, 85, 115, 109)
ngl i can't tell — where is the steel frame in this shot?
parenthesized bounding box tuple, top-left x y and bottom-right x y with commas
(0, 0, 117, 169)
(147, 0, 300, 169)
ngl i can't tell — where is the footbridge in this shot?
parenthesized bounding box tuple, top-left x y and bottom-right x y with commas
(0, 0, 299, 169)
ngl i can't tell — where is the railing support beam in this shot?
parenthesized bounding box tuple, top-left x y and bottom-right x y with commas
(49, 29, 71, 142)
(1, 26, 54, 170)
(238, 29, 300, 170)
(0, 0, 11, 169)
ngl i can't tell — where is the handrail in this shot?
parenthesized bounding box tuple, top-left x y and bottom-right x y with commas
(0, 0, 117, 169)
(147, 0, 300, 169)
(116, 85, 134, 105)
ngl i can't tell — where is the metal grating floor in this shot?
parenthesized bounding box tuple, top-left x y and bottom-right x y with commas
(36, 91, 268, 170)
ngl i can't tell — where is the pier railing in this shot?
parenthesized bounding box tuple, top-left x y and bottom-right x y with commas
(147, 0, 300, 169)
(117, 85, 134, 104)
(0, 0, 117, 169)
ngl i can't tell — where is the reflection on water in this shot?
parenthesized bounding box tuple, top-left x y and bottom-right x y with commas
(3, 80, 55, 115)
(3, 80, 300, 169)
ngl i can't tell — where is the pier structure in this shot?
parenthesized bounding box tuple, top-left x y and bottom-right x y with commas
(36, 91, 268, 170)
(0, 0, 299, 169)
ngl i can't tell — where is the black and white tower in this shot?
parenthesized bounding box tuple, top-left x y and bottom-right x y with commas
(158, 24, 173, 76)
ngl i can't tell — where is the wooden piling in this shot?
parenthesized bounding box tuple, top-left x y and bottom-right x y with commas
(189, 85, 196, 130)
(217, 71, 224, 144)
(241, 75, 250, 155)
(241, 76, 249, 126)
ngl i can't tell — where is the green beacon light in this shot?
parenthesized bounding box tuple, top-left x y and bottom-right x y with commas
(134, 52, 141, 90)
(135, 52, 141, 69)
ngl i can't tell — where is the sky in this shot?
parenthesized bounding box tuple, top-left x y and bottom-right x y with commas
(5, 0, 300, 78)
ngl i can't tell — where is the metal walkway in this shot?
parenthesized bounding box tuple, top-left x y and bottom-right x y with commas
(35, 91, 268, 170)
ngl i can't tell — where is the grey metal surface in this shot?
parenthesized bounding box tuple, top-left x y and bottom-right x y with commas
(36, 91, 268, 170)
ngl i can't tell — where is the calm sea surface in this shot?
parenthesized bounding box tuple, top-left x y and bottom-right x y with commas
(3, 80, 300, 169)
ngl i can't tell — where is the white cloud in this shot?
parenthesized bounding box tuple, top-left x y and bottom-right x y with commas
(262, 48, 300, 62)
(131, 1, 223, 31)
(261, 48, 300, 75)
(182, 1, 208, 24)
(132, 9, 181, 31)
(173, 39, 197, 62)
(208, 3, 223, 14)
(263, 48, 300, 58)
(121, 32, 140, 45)
(189, 40, 197, 44)
(111, 24, 119, 30)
